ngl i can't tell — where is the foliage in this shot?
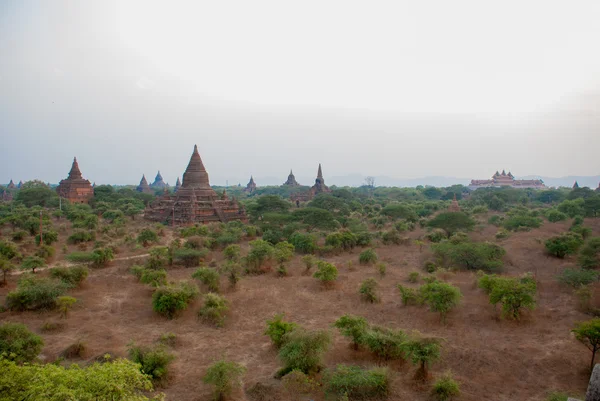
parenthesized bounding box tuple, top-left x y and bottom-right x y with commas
(192, 267, 220, 292)
(292, 207, 340, 231)
(431, 372, 460, 401)
(557, 198, 585, 218)
(503, 213, 542, 231)
(274, 241, 295, 264)
(0, 357, 155, 401)
(35, 230, 59, 246)
(545, 232, 584, 258)
(0, 257, 15, 285)
(6, 275, 68, 311)
(381, 203, 418, 221)
(572, 318, 600, 370)
(137, 229, 159, 247)
(402, 334, 442, 376)
(246, 239, 275, 273)
(57, 296, 77, 318)
(20, 256, 45, 273)
(203, 359, 246, 401)
(557, 268, 599, 288)
(265, 313, 298, 348)
(313, 261, 338, 287)
(67, 230, 95, 244)
(398, 285, 421, 306)
(173, 248, 209, 267)
(359, 248, 378, 265)
(50, 265, 89, 287)
(301, 255, 315, 274)
(0, 323, 44, 363)
(432, 240, 505, 272)
(152, 281, 199, 319)
(546, 209, 568, 223)
(128, 343, 175, 383)
(427, 212, 475, 236)
(198, 293, 229, 327)
(578, 237, 600, 269)
(323, 365, 389, 400)
(288, 232, 317, 254)
(408, 271, 420, 283)
(278, 328, 331, 376)
(140, 269, 168, 287)
(281, 369, 319, 400)
(419, 281, 462, 322)
(223, 244, 241, 261)
(362, 326, 406, 361)
(425, 229, 446, 243)
(91, 247, 114, 267)
(359, 278, 380, 303)
(480, 274, 537, 319)
(333, 315, 368, 350)
(325, 231, 358, 251)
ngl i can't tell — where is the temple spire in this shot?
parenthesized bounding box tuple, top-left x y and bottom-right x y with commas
(68, 157, 83, 180)
(317, 164, 323, 179)
(182, 144, 210, 188)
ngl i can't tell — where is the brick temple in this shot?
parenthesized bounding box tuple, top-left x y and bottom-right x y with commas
(244, 176, 256, 193)
(283, 170, 300, 186)
(56, 157, 94, 204)
(151, 171, 167, 189)
(291, 164, 332, 203)
(468, 170, 545, 190)
(144, 145, 248, 224)
(136, 175, 153, 194)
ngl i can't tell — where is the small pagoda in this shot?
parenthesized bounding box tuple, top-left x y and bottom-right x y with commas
(136, 175, 153, 194)
(244, 176, 257, 193)
(56, 157, 94, 204)
(283, 170, 300, 186)
(573, 181, 580, 189)
(448, 194, 461, 212)
(151, 171, 167, 189)
(174, 177, 181, 193)
(6, 179, 16, 190)
(144, 145, 248, 225)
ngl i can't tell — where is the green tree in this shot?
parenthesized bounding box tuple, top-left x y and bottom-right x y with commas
(427, 212, 475, 236)
(0, 257, 15, 286)
(0, 323, 44, 363)
(359, 278, 380, 303)
(333, 315, 368, 350)
(57, 296, 77, 318)
(203, 359, 246, 401)
(313, 261, 338, 288)
(401, 334, 442, 379)
(278, 328, 331, 377)
(487, 275, 537, 319)
(14, 183, 58, 207)
(198, 293, 229, 327)
(578, 237, 600, 269)
(419, 281, 462, 323)
(192, 267, 220, 292)
(21, 256, 45, 273)
(127, 343, 175, 384)
(137, 229, 159, 247)
(545, 232, 584, 258)
(265, 313, 298, 348)
(431, 372, 460, 401)
(572, 318, 600, 371)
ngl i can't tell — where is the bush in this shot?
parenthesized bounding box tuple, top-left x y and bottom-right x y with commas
(313, 261, 338, 288)
(223, 244, 241, 261)
(128, 343, 174, 383)
(20, 256, 46, 273)
(503, 214, 542, 231)
(376, 262, 386, 277)
(146, 246, 169, 269)
(35, 230, 59, 246)
(6, 276, 68, 311)
(67, 230, 95, 244)
(432, 241, 505, 272)
(427, 212, 475, 236)
(432, 372, 460, 401)
(359, 248, 378, 265)
(557, 268, 599, 288)
(152, 281, 199, 319)
(265, 313, 298, 348)
(481, 274, 537, 319)
(408, 271, 420, 283)
(547, 210, 568, 223)
(278, 328, 331, 376)
(140, 269, 167, 287)
(173, 248, 209, 267)
(398, 285, 421, 306)
(221, 262, 242, 288)
(325, 231, 358, 251)
(419, 281, 462, 323)
(545, 232, 584, 258)
(333, 314, 368, 350)
(495, 229, 510, 240)
(381, 230, 402, 245)
(203, 359, 246, 401)
(401, 334, 442, 378)
(0, 323, 44, 363)
(198, 293, 229, 327)
(301, 255, 315, 274)
(282, 369, 319, 400)
(246, 239, 275, 274)
(50, 265, 89, 287)
(323, 365, 389, 400)
(91, 247, 114, 267)
(425, 229, 446, 243)
(137, 229, 159, 246)
(363, 326, 406, 361)
(289, 232, 317, 254)
(192, 267, 220, 292)
(578, 237, 600, 269)
(359, 278, 380, 303)
(57, 296, 77, 318)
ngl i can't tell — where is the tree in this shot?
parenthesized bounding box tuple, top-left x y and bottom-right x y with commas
(333, 315, 368, 350)
(0, 257, 15, 286)
(192, 268, 221, 293)
(313, 261, 338, 288)
(572, 318, 600, 371)
(265, 314, 298, 348)
(127, 342, 174, 384)
(14, 183, 58, 207)
(0, 323, 44, 363)
(246, 239, 274, 273)
(57, 296, 77, 318)
(485, 275, 537, 319)
(21, 256, 45, 274)
(419, 282, 462, 323)
(203, 359, 246, 401)
(402, 334, 442, 379)
(545, 232, 584, 258)
(137, 229, 159, 247)
(427, 212, 475, 236)
(278, 328, 331, 377)
(359, 278, 380, 303)
(579, 237, 600, 269)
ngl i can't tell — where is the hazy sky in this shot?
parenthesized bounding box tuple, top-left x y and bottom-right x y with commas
(1, 0, 599, 186)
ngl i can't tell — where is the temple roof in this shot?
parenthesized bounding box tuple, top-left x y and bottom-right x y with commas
(317, 164, 323, 179)
(68, 157, 83, 180)
(182, 144, 211, 189)
(7, 179, 15, 189)
(140, 175, 149, 186)
(155, 171, 163, 181)
(573, 181, 580, 189)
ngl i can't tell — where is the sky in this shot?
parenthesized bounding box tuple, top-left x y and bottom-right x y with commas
(1, 0, 599, 186)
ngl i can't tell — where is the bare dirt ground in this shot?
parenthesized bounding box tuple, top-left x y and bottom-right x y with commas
(1, 217, 599, 401)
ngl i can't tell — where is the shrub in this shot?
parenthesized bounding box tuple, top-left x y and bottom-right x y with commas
(140, 269, 167, 287)
(578, 237, 600, 269)
(356, 232, 373, 247)
(301, 255, 315, 274)
(571, 225, 593, 240)
(557, 268, 599, 288)
(146, 246, 169, 269)
(91, 247, 114, 267)
(282, 369, 319, 400)
(427, 212, 475, 236)
(20, 256, 45, 274)
(128, 343, 174, 383)
(35, 230, 58, 246)
(359, 278, 380, 303)
(424, 261, 437, 273)
(402, 334, 442, 378)
(363, 326, 406, 361)
(495, 229, 510, 240)
(152, 281, 199, 319)
(432, 241, 505, 272)
(6, 275, 68, 311)
(65, 251, 95, 264)
(484, 274, 537, 319)
(376, 262, 386, 277)
(203, 359, 246, 401)
(313, 261, 338, 288)
(359, 248, 378, 265)
(503, 214, 542, 231)
(324, 365, 389, 400)
(137, 229, 159, 246)
(11, 231, 27, 242)
(35, 244, 55, 263)
(198, 293, 229, 327)
(246, 240, 275, 274)
(192, 267, 220, 292)
(67, 230, 95, 244)
(333, 315, 368, 350)
(432, 372, 460, 401)
(278, 328, 331, 376)
(57, 296, 77, 318)
(419, 281, 462, 323)
(289, 232, 317, 254)
(408, 271, 420, 283)
(0, 323, 44, 363)
(274, 241, 295, 264)
(50, 265, 89, 287)
(547, 210, 568, 223)
(325, 231, 358, 251)
(381, 230, 402, 245)
(158, 332, 177, 347)
(223, 244, 241, 261)
(572, 318, 600, 371)
(398, 285, 421, 306)
(425, 229, 446, 243)
(545, 232, 584, 258)
(265, 313, 298, 348)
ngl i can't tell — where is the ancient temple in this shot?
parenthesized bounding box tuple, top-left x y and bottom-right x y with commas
(174, 177, 181, 193)
(291, 163, 332, 203)
(144, 145, 248, 225)
(6, 180, 15, 190)
(0, 186, 13, 201)
(448, 194, 461, 212)
(151, 171, 167, 189)
(17, 181, 22, 189)
(468, 170, 545, 190)
(573, 181, 580, 189)
(56, 157, 94, 204)
(244, 176, 257, 193)
(137, 175, 153, 194)
(283, 170, 300, 186)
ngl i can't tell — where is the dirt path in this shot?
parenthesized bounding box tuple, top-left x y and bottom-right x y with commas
(11, 253, 150, 276)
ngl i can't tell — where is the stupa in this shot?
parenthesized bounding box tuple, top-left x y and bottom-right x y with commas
(448, 194, 461, 212)
(17, 181, 23, 189)
(144, 145, 248, 224)
(174, 177, 181, 193)
(244, 176, 257, 193)
(283, 170, 300, 186)
(7, 179, 16, 190)
(151, 171, 167, 189)
(56, 157, 94, 204)
(137, 175, 153, 194)
(573, 181, 580, 189)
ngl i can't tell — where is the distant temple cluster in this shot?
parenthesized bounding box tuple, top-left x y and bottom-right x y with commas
(468, 170, 545, 190)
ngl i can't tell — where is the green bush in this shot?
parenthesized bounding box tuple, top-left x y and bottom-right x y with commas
(152, 281, 199, 319)
(288, 232, 317, 254)
(67, 230, 95, 244)
(20, 256, 46, 273)
(503, 214, 542, 231)
(578, 237, 600, 269)
(140, 269, 167, 287)
(432, 240, 505, 272)
(419, 281, 462, 322)
(398, 285, 421, 306)
(325, 231, 358, 251)
(425, 229, 446, 243)
(203, 359, 246, 401)
(6, 276, 68, 311)
(427, 212, 475, 236)
(571, 318, 600, 370)
(173, 248, 209, 267)
(223, 244, 241, 261)
(146, 246, 169, 269)
(547, 210, 568, 223)
(381, 230, 402, 245)
(545, 232, 584, 258)
(281, 369, 318, 399)
(0, 323, 44, 363)
(246, 239, 275, 274)
(198, 293, 229, 327)
(278, 328, 332, 377)
(408, 271, 420, 283)
(50, 265, 89, 287)
(137, 229, 159, 246)
(401, 334, 442, 377)
(65, 251, 95, 264)
(495, 229, 510, 240)
(91, 247, 114, 267)
(488, 215, 504, 227)
(35, 230, 58, 246)
(313, 261, 338, 288)
(557, 268, 599, 288)
(333, 315, 368, 350)
(323, 365, 389, 400)
(359, 278, 380, 303)
(265, 313, 298, 348)
(432, 372, 460, 401)
(301, 255, 316, 274)
(127, 343, 174, 383)
(192, 267, 220, 292)
(480, 274, 537, 319)
(363, 326, 406, 361)
(359, 248, 378, 265)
